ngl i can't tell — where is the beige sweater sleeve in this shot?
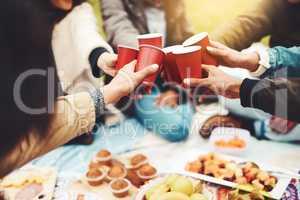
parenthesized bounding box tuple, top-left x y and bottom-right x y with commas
(0, 92, 95, 178)
(52, 3, 113, 92)
(211, 0, 280, 51)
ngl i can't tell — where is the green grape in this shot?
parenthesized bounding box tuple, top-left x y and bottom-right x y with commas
(146, 183, 169, 200)
(190, 193, 208, 200)
(171, 176, 194, 196)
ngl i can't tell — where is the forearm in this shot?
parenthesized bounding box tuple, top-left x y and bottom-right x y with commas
(240, 78, 300, 122)
(0, 92, 97, 177)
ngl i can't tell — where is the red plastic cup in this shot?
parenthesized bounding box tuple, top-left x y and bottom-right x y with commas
(183, 32, 218, 66)
(116, 45, 139, 71)
(135, 45, 165, 93)
(173, 46, 202, 81)
(162, 45, 183, 84)
(137, 33, 163, 48)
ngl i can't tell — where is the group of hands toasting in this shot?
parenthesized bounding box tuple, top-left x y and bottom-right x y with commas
(98, 33, 261, 105)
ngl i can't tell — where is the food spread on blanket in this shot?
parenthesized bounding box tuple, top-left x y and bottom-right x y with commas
(144, 174, 209, 200)
(82, 149, 158, 198)
(214, 136, 246, 149)
(185, 153, 277, 193)
(0, 167, 57, 200)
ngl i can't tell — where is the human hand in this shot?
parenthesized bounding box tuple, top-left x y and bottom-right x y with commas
(207, 41, 259, 72)
(102, 60, 159, 104)
(155, 90, 179, 108)
(184, 65, 243, 99)
(97, 52, 118, 77)
(269, 116, 297, 134)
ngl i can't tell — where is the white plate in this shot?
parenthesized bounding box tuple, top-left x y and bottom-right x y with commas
(167, 149, 291, 200)
(209, 127, 250, 156)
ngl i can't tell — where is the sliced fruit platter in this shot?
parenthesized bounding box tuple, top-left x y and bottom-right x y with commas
(169, 150, 291, 199)
(134, 173, 270, 200)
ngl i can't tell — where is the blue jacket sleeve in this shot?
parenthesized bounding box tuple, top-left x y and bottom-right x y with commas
(269, 46, 300, 69)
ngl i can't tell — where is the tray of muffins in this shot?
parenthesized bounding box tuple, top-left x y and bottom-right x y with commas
(77, 149, 158, 199)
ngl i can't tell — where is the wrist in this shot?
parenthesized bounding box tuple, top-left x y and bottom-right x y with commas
(102, 84, 126, 105)
(227, 78, 243, 98)
(243, 52, 260, 72)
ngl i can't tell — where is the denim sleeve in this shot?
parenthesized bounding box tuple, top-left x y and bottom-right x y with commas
(269, 46, 300, 69)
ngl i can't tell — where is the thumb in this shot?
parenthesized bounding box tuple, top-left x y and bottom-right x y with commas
(135, 64, 159, 82)
(207, 46, 227, 57)
(209, 40, 228, 49)
(121, 60, 137, 73)
(183, 78, 210, 87)
(202, 64, 217, 73)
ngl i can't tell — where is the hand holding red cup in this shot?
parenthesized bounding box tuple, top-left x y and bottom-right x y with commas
(135, 45, 165, 93)
(183, 32, 218, 66)
(162, 45, 183, 84)
(173, 46, 202, 83)
(116, 45, 139, 71)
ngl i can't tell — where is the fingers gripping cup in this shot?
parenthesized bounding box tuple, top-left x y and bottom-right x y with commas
(135, 45, 165, 93)
(116, 45, 139, 71)
(173, 46, 202, 82)
(137, 33, 163, 48)
(183, 32, 218, 66)
(163, 45, 183, 84)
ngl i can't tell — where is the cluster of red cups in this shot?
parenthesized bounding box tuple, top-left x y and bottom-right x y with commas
(115, 32, 218, 94)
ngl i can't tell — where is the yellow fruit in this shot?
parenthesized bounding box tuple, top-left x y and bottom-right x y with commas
(159, 192, 190, 200)
(164, 174, 181, 186)
(146, 183, 169, 200)
(171, 177, 194, 196)
(190, 193, 208, 200)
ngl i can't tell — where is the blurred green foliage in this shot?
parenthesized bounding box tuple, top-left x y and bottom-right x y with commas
(185, 0, 269, 45)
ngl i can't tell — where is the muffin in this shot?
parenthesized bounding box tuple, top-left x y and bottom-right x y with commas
(94, 149, 112, 166)
(109, 178, 131, 198)
(130, 154, 148, 169)
(107, 165, 127, 182)
(86, 168, 106, 187)
(126, 169, 143, 188)
(136, 164, 157, 182)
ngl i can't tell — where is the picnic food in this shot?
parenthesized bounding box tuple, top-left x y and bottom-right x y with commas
(131, 154, 148, 168)
(0, 167, 57, 200)
(109, 178, 131, 198)
(94, 149, 112, 166)
(107, 165, 127, 181)
(214, 136, 246, 149)
(185, 153, 278, 192)
(127, 169, 144, 187)
(145, 175, 208, 200)
(137, 164, 157, 182)
(86, 168, 106, 186)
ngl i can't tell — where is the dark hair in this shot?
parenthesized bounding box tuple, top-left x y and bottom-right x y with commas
(0, 0, 74, 157)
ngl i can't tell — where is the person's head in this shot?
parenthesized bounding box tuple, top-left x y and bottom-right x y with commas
(0, 0, 83, 157)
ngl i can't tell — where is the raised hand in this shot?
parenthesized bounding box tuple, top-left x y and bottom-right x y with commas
(98, 52, 118, 77)
(207, 41, 259, 72)
(102, 60, 159, 104)
(183, 64, 243, 99)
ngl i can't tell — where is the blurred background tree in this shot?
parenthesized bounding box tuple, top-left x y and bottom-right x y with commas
(185, 0, 269, 45)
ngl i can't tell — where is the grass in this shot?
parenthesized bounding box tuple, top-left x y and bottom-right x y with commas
(185, 0, 269, 45)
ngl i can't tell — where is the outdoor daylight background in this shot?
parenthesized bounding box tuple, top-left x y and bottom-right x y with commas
(185, 0, 269, 44)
